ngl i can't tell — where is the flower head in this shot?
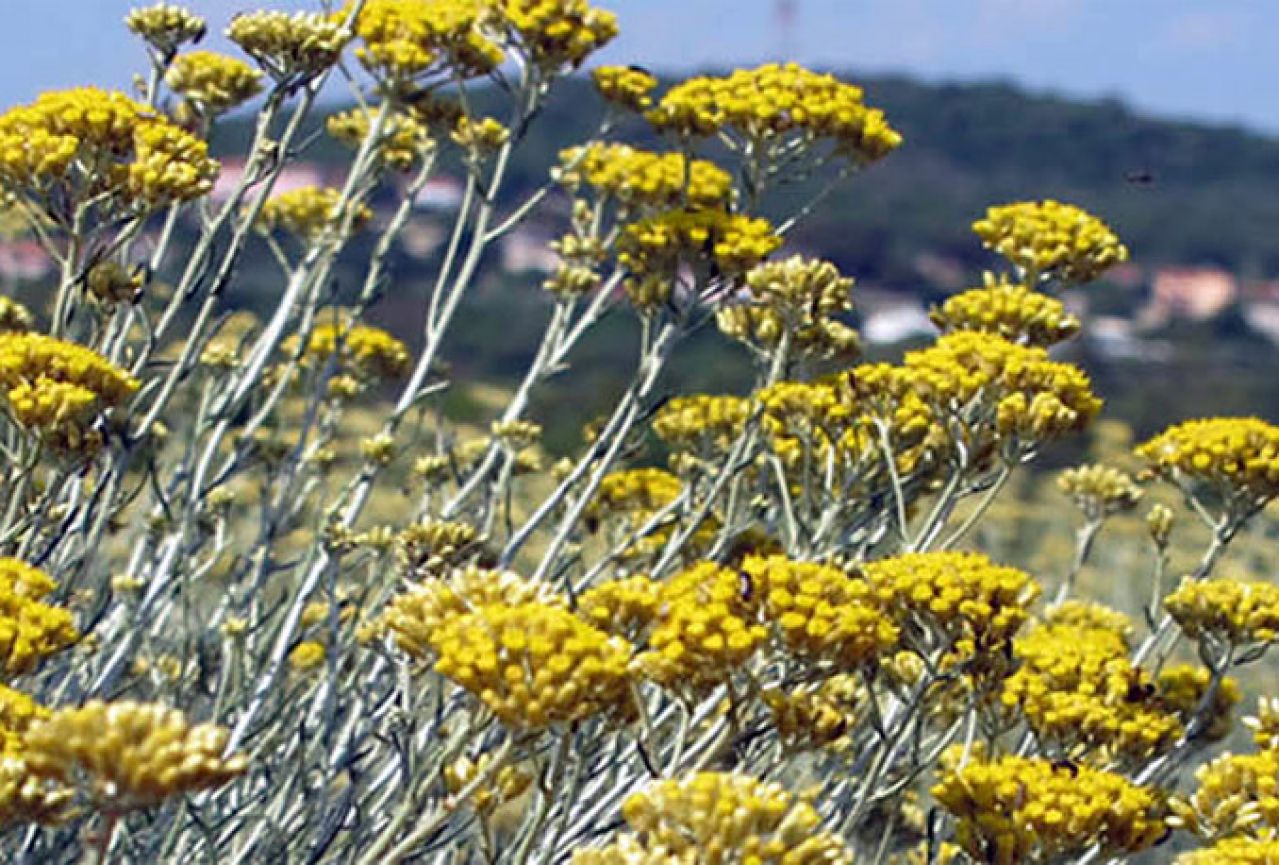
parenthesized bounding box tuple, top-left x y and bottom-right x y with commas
(1137, 417, 1279, 518)
(575, 771, 853, 864)
(592, 65, 657, 111)
(557, 143, 734, 212)
(0, 88, 218, 219)
(934, 752, 1165, 863)
(23, 700, 248, 813)
(930, 274, 1081, 347)
(344, 0, 502, 82)
(227, 10, 350, 82)
(973, 199, 1128, 284)
(167, 51, 263, 116)
(125, 4, 207, 57)
(648, 63, 900, 165)
(327, 106, 432, 172)
(1165, 577, 1279, 649)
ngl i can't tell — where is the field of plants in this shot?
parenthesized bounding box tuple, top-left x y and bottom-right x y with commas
(1, 2, 1279, 863)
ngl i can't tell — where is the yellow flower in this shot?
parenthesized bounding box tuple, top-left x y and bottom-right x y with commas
(285, 317, 409, 382)
(344, 0, 503, 82)
(557, 143, 734, 211)
(930, 274, 1081, 346)
(973, 199, 1128, 284)
(0, 685, 48, 760)
(651, 394, 750, 458)
(444, 752, 533, 816)
(592, 65, 657, 111)
(327, 106, 432, 172)
(384, 565, 564, 657)
(632, 562, 766, 696)
(743, 554, 898, 669)
(499, 0, 618, 69)
(864, 550, 1038, 653)
(1002, 621, 1181, 761)
(227, 11, 351, 82)
(0, 331, 139, 446)
(1058, 463, 1143, 521)
(166, 51, 263, 116)
(1177, 838, 1279, 865)
(451, 116, 510, 154)
(125, 3, 207, 57)
(1171, 749, 1279, 840)
(1158, 663, 1239, 743)
(288, 640, 326, 672)
(934, 752, 1165, 863)
(719, 256, 861, 361)
(429, 600, 634, 729)
(23, 700, 248, 813)
(618, 209, 782, 308)
(0, 88, 218, 217)
(1244, 697, 1279, 751)
(0, 756, 71, 827)
(1137, 417, 1279, 516)
(648, 63, 901, 165)
(575, 575, 663, 641)
(575, 772, 853, 864)
(0, 298, 32, 334)
(395, 520, 482, 577)
(257, 186, 372, 241)
(1165, 577, 1279, 647)
(0, 558, 78, 677)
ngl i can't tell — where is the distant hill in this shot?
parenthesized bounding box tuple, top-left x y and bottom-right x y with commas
(214, 71, 1279, 291)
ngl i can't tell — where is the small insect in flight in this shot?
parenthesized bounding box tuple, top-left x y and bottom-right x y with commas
(1124, 169, 1156, 186)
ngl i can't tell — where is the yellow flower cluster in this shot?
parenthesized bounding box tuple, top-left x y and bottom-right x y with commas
(345, 0, 502, 82)
(1058, 463, 1144, 521)
(1159, 663, 1240, 743)
(383, 565, 564, 657)
(718, 256, 861, 361)
(286, 319, 409, 382)
(451, 116, 510, 154)
(1178, 838, 1279, 865)
(429, 601, 633, 728)
(574, 772, 853, 865)
(288, 640, 326, 672)
(395, 519, 482, 577)
(0, 685, 47, 760)
(166, 51, 263, 116)
(933, 752, 1166, 863)
(592, 64, 657, 111)
(0, 298, 32, 334)
(930, 275, 1081, 347)
(575, 574, 662, 641)
(743, 554, 897, 669)
(1171, 748, 1279, 839)
(589, 467, 682, 520)
(500, 0, 619, 69)
(762, 677, 857, 752)
(444, 752, 533, 816)
(327, 106, 432, 172)
(1044, 599, 1134, 640)
(125, 3, 207, 57)
(1246, 698, 1279, 751)
(1165, 577, 1279, 648)
(618, 209, 782, 308)
(227, 11, 351, 82)
(0, 88, 218, 216)
(1137, 417, 1279, 513)
(557, 143, 734, 211)
(257, 186, 372, 241)
(651, 394, 750, 458)
(903, 331, 1102, 445)
(632, 562, 767, 696)
(0, 332, 139, 446)
(973, 199, 1128, 284)
(864, 551, 1038, 655)
(23, 700, 248, 812)
(0, 559, 78, 677)
(1002, 622, 1180, 761)
(648, 63, 901, 165)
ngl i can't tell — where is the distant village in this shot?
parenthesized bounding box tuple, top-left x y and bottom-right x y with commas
(3, 157, 1272, 362)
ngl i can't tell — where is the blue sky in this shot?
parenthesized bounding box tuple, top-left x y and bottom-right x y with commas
(3, 1, 1276, 132)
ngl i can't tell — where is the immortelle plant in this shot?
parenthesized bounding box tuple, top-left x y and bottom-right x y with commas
(0, 2, 1274, 863)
